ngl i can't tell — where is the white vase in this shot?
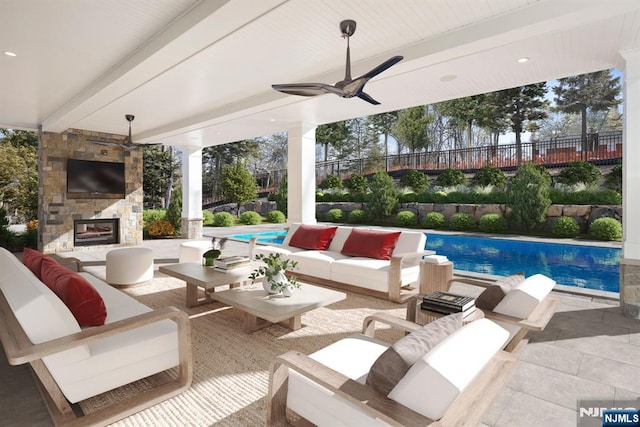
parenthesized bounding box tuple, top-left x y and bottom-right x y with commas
(262, 271, 287, 294)
(282, 284, 295, 297)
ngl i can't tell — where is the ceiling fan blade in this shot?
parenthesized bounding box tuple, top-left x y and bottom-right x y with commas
(87, 139, 118, 147)
(272, 83, 343, 97)
(359, 55, 404, 80)
(356, 92, 380, 105)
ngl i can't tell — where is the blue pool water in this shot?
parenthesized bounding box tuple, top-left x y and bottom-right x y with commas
(231, 230, 620, 293)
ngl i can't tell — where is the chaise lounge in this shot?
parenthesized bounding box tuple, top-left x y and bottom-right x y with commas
(267, 312, 520, 426)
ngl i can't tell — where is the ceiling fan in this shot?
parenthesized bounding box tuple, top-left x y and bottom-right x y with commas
(272, 19, 403, 105)
(88, 115, 157, 151)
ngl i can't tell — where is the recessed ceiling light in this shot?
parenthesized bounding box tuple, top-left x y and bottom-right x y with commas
(270, 118, 276, 122)
(517, 57, 529, 63)
(440, 74, 457, 82)
(3, 51, 17, 57)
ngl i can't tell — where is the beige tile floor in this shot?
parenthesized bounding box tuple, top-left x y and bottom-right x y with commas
(2, 224, 638, 427)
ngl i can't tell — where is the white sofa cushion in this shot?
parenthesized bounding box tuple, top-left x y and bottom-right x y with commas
(388, 319, 509, 420)
(493, 274, 555, 318)
(287, 250, 349, 280)
(392, 231, 427, 266)
(331, 258, 420, 293)
(287, 334, 391, 427)
(0, 248, 90, 370)
(327, 226, 357, 252)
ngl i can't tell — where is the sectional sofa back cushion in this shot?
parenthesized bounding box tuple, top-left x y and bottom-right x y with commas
(492, 273, 555, 319)
(388, 318, 509, 420)
(366, 313, 463, 395)
(22, 247, 45, 278)
(40, 257, 107, 326)
(341, 229, 402, 260)
(288, 224, 338, 250)
(475, 273, 525, 310)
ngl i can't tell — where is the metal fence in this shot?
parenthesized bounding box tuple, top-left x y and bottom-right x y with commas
(203, 130, 622, 201)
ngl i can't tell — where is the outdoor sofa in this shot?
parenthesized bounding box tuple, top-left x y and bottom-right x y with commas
(0, 247, 192, 426)
(249, 223, 434, 303)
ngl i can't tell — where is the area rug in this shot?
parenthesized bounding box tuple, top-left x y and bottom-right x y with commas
(79, 274, 407, 426)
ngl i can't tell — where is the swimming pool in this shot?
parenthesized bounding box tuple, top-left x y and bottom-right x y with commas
(231, 230, 620, 293)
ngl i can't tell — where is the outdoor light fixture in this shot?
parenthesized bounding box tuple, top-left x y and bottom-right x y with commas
(3, 51, 17, 57)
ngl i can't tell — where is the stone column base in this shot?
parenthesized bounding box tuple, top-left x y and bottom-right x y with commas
(620, 258, 640, 319)
(181, 218, 203, 239)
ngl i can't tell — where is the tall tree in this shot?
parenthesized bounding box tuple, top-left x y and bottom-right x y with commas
(436, 95, 486, 149)
(143, 145, 180, 209)
(492, 83, 548, 164)
(202, 140, 259, 199)
(315, 121, 350, 162)
(367, 111, 399, 169)
(219, 160, 258, 215)
(553, 69, 621, 155)
(0, 129, 38, 220)
(394, 106, 432, 153)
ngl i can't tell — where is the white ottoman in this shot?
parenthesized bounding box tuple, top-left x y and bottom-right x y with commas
(106, 247, 154, 286)
(179, 240, 212, 263)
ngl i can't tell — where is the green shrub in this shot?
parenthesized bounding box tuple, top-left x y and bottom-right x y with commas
(327, 208, 344, 222)
(213, 212, 235, 227)
(550, 188, 622, 205)
(265, 210, 286, 223)
(552, 216, 580, 237)
(318, 175, 343, 190)
(449, 213, 476, 231)
(557, 161, 601, 186)
(348, 209, 368, 224)
(432, 190, 448, 202)
(589, 217, 622, 241)
(143, 209, 166, 226)
(165, 187, 182, 229)
(604, 164, 622, 193)
(472, 166, 506, 189)
(202, 210, 214, 225)
(395, 211, 418, 226)
(399, 170, 429, 193)
(507, 163, 551, 230)
(479, 214, 507, 233)
(239, 211, 262, 225)
(22, 228, 38, 249)
(422, 212, 446, 228)
(345, 173, 368, 194)
(435, 168, 466, 187)
(365, 172, 398, 220)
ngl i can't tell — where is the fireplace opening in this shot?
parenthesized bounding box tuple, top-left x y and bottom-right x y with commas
(74, 219, 119, 246)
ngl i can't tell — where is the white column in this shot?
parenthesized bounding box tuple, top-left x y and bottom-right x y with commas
(622, 50, 640, 259)
(287, 123, 317, 224)
(620, 49, 640, 318)
(181, 146, 203, 239)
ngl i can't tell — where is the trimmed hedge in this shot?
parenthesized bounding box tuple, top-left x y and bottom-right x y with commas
(265, 210, 286, 223)
(450, 213, 476, 231)
(590, 217, 622, 241)
(213, 212, 235, 227)
(327, 208, 343, 222)
(552, 216, 580, 237)
(395, 211, 418, 226)
(479, 214, 507, 233)
(348, 209, 368, 224)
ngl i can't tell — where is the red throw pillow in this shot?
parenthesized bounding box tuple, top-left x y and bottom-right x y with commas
(288, 225, 338, 250)
(341, 229, 402, 260)
(40, 258, 107, 326)
(22, 247, 45, 278)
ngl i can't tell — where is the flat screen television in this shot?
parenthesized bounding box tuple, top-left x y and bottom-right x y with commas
(67, 159, 126, 198)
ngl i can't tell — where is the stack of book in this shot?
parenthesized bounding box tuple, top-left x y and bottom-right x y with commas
(213, 256, 250, 273)
(421, 291, 476, 317)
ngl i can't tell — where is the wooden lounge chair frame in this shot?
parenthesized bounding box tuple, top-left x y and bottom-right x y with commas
(0, 290, 193, 427)
(444, 276, 560, 352)
(267, 312, 519, 427)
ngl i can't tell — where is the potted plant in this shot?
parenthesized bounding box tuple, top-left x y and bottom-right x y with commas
(249, 253, 300, 296)
(203, 237, 227, 266)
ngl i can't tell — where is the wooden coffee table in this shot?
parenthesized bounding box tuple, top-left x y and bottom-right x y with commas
(210, 282, 347, 333)
(159, 262, 251, 308)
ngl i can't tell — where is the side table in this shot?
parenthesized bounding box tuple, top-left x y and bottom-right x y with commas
(419, 260, 454, 294)
(406, 294, 484, 326)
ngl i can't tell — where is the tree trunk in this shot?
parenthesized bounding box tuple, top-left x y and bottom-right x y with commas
(515, 131, 523, 166)
(581, 106, 588, 160)
(164, 146, 173, 209)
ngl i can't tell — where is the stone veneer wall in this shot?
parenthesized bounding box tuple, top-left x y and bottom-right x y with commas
(38, 129, 143, 253)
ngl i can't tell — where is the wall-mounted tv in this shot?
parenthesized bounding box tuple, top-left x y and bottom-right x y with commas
(67, 159, 126, 198)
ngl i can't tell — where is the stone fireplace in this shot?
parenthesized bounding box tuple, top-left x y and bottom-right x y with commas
(38, 129, 143, 253)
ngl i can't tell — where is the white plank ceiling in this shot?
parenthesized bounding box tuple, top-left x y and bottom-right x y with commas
(1, 0, 640, 147)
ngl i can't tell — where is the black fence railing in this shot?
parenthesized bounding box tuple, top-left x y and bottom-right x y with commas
(203, 130, 622, 203)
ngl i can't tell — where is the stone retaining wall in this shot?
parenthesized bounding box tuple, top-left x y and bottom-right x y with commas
(316, 202, 622, 232)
